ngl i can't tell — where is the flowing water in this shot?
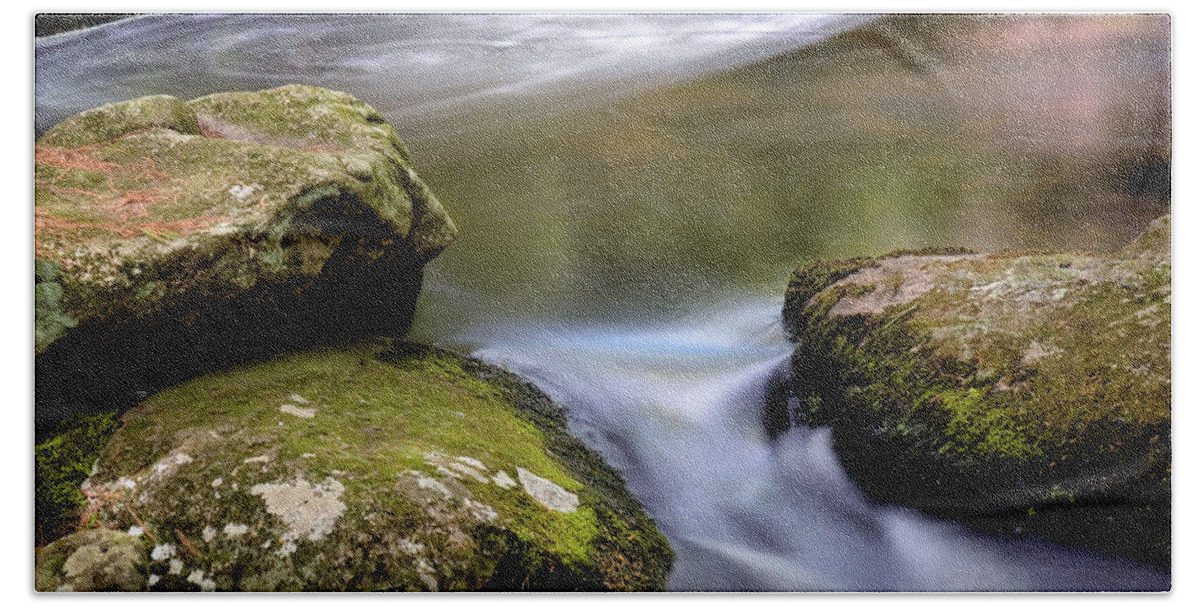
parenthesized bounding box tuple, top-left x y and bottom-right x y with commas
(465, 296, 1166, 591)
(35, 14, 1171, 590)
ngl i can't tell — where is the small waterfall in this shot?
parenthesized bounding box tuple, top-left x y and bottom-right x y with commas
(464, 295, 1168, 591)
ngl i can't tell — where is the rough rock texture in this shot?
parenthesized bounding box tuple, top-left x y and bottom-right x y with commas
(39, 341, 671, 591)
(35, 413, 119, 547)
(769, 216, 1170, 571)
(34, 85, 457, 433)
(35, 528, 147, 592)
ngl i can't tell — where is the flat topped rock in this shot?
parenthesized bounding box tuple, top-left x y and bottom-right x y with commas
(35, 86, 457, 431)
(35, 85, 455, 348)
(775, 216, 1170, 571)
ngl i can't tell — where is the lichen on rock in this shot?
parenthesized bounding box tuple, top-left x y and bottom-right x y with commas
(34, 85, 457, 434)
(35, 528, 147, 592)
(47, 341, 671, 591)
(771, 216, 1171, 571)
(517, 467, 580, 513)
(250, 476, 347, 557)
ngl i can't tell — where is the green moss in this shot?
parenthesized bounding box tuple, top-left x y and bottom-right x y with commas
(798, 240, 1169, 450)
(793, 255, 1169, 464)
(781, 256, 875, 339)
(82, 341, 669, 591)
(35, 413, 119, 546)
(446, 350, 673, 589)
(187, 85, 409, 160)
(776, 217, 1171, 568)
(34, 86, 457, 343)
(937, 388, 1041, 460)
(35, 528, 148, 592)
(38, 95, 200, 149)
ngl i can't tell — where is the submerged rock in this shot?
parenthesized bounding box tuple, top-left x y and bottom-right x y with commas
(34, 85, 457, 432)
(39, 341, 671, 591)
(770, 216, 1170, 570)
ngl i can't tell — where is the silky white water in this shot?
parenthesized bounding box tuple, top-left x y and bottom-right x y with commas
(460, 295, 1166, 591)
(35, 13, 874, 140)
(35, 14, 1170, 591)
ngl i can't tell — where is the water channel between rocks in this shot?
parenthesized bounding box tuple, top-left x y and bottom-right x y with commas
(454, 294, 1167, 591)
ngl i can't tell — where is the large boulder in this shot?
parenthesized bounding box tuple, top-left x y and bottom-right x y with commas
(38, 341, 672, 591)
(769, 216, 1170, 570)
(34, 86, 457, 433)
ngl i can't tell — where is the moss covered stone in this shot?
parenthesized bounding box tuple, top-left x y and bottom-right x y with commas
(35, 413, 120, 547)
(59, 340, 671, 591)
(34, 86, 457, 434)
(771, 216, 1170, 570)
(39, 94, 201, 149)
(36, 528, 148, 592)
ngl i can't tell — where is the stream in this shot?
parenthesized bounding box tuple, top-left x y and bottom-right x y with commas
(35, 13, 1171, 591)
(457, 295, 1166, 591)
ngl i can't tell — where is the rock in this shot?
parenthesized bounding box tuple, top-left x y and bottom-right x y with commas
(770, 217, 1170, 570)
(38, 94, 201, 149)
(66, 341, 672, 591)
(517, 467, 581, 513)
(35, 413, 119, 547)
(34, 85, 457, 434)
(36, 529, 148, 592)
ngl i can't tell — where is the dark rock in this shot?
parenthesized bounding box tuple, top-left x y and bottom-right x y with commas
(34, 86, 457, 435)
(771, 216, 1170, 570)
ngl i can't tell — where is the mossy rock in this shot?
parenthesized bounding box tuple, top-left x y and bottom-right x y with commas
(36, 528, 148, 592)
(771, 216, 1170, 570)
(35, 413, 120, 547)
(34, 85, 457, 434)
(56, 341, 671, 591)
(38, 94, 201, 149)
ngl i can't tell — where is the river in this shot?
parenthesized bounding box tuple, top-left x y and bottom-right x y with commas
(35, 13, 1170, 591)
